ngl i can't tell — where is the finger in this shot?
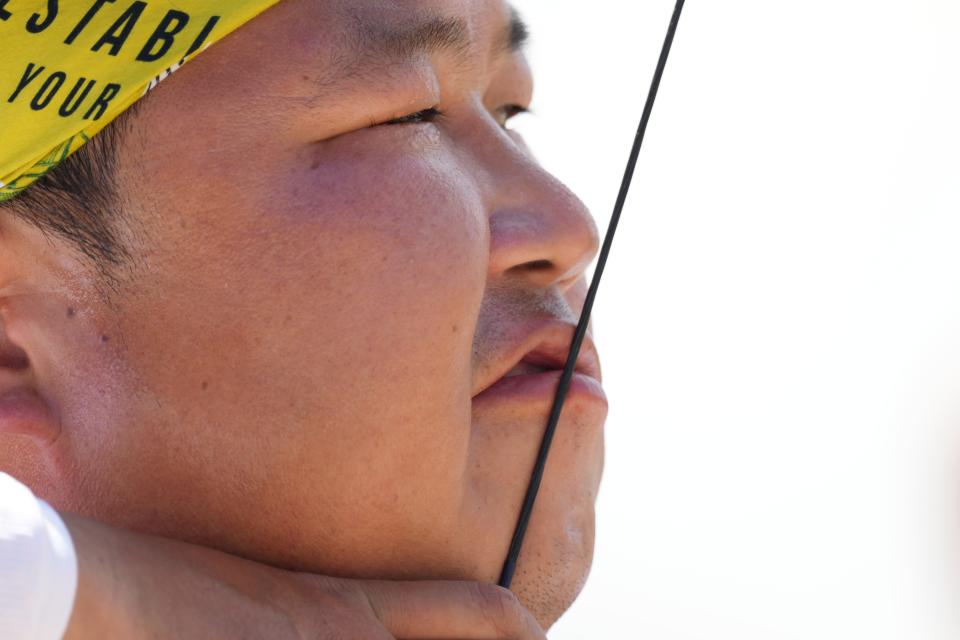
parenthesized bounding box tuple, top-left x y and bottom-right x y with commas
(358, 580, 547, 640)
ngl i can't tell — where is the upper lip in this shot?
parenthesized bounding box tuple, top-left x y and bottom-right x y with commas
(472, 321, 602, 397)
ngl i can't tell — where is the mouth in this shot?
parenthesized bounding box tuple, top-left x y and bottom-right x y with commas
(472, 322, 606, 406)
(474, 367, 607, 408)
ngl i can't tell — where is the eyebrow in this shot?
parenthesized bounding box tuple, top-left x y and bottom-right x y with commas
(298, 8, 531, 109)
(503, 7, 530, 55)
(350, 8, 530, 66)
(360, 15, 470, 61)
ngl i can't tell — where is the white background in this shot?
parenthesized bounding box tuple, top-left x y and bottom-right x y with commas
(509, 1, 960, 638)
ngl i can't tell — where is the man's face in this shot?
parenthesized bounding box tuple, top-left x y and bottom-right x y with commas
(12, 0, 605, 627)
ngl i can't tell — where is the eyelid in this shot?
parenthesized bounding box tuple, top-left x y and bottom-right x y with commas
(382, 107, 444, 126)
(379, 103, 530, 129)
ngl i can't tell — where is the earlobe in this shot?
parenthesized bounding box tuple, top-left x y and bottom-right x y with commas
(0, 387, 61, 444)
(0, 301, 61, 446)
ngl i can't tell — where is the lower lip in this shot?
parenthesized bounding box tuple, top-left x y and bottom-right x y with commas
(472, 369, 607, 407)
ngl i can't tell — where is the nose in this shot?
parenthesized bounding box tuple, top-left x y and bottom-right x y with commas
(478, 128, 600, 291)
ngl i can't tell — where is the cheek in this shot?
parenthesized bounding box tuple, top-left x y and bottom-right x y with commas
(276, 135, 490, 324)
(247, 141, 492, 562)
(240, 140, 490, 436)
(120, 136, 490, 546)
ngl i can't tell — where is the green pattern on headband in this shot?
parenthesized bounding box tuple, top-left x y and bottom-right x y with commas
(0, 133, 90, 203)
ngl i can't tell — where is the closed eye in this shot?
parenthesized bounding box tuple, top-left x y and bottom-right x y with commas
(383, 107, 444, 125)
(382, 104, 529, 130)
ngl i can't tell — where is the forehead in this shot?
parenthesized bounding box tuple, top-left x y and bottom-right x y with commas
(255, 0, 525, 71)
(124, 0, 531, 158)
(169, 0, 530, 125)
(342, 0, 526, 55)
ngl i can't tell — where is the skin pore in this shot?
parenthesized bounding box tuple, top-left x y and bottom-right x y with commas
(0, 0, 606, 628)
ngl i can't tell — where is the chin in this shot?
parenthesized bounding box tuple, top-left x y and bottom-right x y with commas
(508, 512, 596, 629)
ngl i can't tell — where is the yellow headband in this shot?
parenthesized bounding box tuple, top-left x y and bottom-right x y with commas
(0, 0, 283, 202)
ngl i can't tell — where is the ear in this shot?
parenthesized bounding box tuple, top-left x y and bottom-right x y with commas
(0, 217, 62, 445)
(0, 320, 60, 444)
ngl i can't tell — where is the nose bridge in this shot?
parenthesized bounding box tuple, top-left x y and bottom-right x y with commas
(477, 127, 600, 289)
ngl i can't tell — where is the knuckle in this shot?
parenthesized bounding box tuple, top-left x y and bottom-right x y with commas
(473, 583, 525, 633)
(295, 579, 390, 640)
(302, 577, 368, 618)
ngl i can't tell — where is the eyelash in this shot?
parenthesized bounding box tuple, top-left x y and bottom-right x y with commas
(383, 104, 529, 129)
(384, 107, 446, 126)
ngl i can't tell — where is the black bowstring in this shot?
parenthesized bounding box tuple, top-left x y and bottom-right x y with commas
(498, 0, 688, 589)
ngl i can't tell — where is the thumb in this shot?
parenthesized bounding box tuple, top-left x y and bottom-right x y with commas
(356, 579, 546, 640)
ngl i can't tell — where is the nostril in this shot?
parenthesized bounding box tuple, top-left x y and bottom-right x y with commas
(508, 259, 553, 275)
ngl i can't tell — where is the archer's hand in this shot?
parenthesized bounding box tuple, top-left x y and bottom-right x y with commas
(62, 514, 545, 640)
(278, 575, 547, 639)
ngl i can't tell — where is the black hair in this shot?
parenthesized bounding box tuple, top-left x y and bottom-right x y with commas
(0, 104, 143, 291)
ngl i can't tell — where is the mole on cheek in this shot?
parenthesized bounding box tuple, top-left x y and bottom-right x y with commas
(100, 334, 110, 343)
(201, 381, 209, 391)
(66, 307, 76, 318)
